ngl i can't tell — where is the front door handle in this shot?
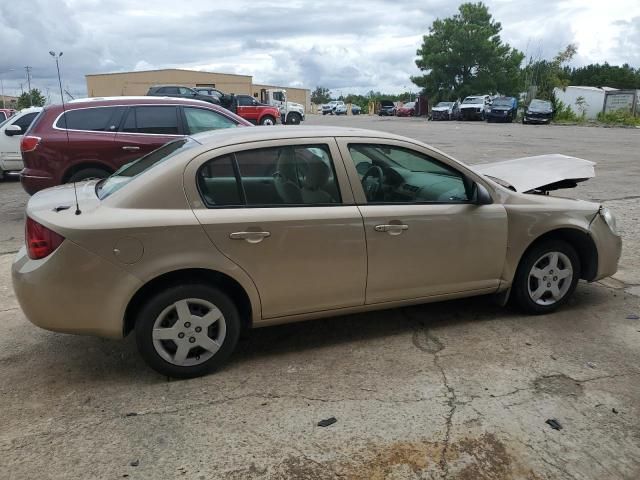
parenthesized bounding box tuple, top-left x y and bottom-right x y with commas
(122, 146, 140, 151)
(229, 231, 271, 243)
(374, 224, 409, 235)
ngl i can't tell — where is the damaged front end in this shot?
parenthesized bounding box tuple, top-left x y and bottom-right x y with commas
(473, 154, 596, 194)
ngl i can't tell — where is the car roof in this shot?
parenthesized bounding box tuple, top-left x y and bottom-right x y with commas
(56, 96, 217, 108)
(190, 126, 409, 148)
(149, 84, 194, 89)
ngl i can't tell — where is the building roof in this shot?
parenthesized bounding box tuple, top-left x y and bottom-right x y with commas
(564, 86, 618, 92)
(85, 68, 252, 79)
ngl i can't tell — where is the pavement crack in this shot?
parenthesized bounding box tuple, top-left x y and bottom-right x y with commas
(0, 307, 18, 313)
(435, 352, 456, 479)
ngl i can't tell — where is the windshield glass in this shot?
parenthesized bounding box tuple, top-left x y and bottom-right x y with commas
(435, 102, 453, 108)
(462, 97, 481, 104)
(97, 138, 197, 199)
(403, 102, 415, 108)
(492, 98, 512, 106)
(530, 99, 551, 109)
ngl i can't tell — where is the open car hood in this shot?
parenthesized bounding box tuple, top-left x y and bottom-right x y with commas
(473, 154, 596, 193)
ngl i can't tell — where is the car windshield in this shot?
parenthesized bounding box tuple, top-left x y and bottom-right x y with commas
(403, 102, 415, 108)
(492, 98, 512, 106)
(435, 102, 453, 108)
(96, 138, 198, 199)
(530, 99, 551, 109)
(462, 97, 481, 104)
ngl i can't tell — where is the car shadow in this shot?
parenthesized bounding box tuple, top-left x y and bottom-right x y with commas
(11, 284, 608, 384)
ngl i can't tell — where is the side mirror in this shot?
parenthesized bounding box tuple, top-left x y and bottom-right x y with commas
(473, 183, 493, 205)
(5, 125, 22, 136)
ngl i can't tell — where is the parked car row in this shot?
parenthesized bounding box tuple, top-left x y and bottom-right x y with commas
(428, 96, 553, 125)
(147, 84, 305, 125)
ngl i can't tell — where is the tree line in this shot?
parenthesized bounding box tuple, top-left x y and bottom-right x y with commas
(312, 2, 640, 106)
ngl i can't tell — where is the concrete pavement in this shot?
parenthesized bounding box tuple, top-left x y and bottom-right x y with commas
(0, 117, 638, 479)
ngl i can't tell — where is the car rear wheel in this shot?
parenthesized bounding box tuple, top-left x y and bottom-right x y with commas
(135, 284, 241, 378)
(260, 115, 276, 126)
(512, 240, 580, 314)
(68, 167, 110, 183)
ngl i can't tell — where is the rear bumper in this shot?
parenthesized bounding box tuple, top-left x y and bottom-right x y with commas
(589, 214, 622, 281)
(20, 169, 56, 195)
(12, 241, 142, 339)
(0, 156, 23, 173)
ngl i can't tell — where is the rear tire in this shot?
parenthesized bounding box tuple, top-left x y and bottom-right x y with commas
(135, 284, 241, 378)
(67, 167, 110, 183)
(260, 115, 276, 126)
(511, 240, 581, 314)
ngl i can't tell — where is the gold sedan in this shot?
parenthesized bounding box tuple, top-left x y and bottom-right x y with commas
(12, 127, 622, 378)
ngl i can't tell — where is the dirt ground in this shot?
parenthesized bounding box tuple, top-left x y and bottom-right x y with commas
(0, 116, 638, 479)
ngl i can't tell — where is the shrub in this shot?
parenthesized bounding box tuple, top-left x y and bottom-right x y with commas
(596, 109, 640, 126)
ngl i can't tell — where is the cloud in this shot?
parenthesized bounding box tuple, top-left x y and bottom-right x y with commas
(0, 0, 639, 103)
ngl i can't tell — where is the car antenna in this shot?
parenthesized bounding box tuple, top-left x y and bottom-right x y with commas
(50, 51, 80, 215)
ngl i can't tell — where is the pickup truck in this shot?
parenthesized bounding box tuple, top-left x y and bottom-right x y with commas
(221, 94, 281, 125)
(459, 95, 491, 120)
(322, 101, 343, 115)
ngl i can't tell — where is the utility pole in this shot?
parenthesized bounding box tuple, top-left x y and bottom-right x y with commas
(25, 66, 33, 106)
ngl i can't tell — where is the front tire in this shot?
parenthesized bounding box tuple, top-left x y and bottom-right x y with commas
(135, 284, 241, 378)
(512, 240, 581, 314)
(286, 112, 302, 125)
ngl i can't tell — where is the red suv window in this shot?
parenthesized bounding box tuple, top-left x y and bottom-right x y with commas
(122, 106, 180, 135)
(56, 107, 125, 131)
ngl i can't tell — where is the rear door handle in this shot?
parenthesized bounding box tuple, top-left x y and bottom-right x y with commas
(122, 146, 140, 151)
(229, 231, 271, 243)
(374, 224, 409, 235)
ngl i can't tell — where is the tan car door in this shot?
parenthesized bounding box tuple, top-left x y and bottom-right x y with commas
(337, 138, 508, 304)
(185, 138, 367, 319)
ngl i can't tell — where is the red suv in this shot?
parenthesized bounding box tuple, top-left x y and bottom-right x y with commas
(20, 96, 251, 195)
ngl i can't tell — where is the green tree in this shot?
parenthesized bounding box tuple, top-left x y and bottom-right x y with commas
(568, 63, 640, 89)
(522, 44, 577, 100)
(311, 86, 331, 104)
(412, 2, 524, 101)
(17, 88, 46, 109)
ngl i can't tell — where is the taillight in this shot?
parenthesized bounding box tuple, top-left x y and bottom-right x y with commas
(25, 217, 64, 260)
(21, 135, 41, 153)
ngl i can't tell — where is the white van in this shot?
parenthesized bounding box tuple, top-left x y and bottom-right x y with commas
(0, 107, 42, 179)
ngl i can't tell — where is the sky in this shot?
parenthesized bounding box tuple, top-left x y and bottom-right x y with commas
(1, 0, 639, 103)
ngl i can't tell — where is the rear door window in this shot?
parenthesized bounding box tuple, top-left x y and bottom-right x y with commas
(122, 106, 180, 135)
(56, 107, 124, 131)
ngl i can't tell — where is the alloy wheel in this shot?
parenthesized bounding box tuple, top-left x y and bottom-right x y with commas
(527, 252, 573, 306)
(151, 298, 226, 366)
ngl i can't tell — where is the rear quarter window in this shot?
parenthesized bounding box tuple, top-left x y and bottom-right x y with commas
(55, 107, 124, 131)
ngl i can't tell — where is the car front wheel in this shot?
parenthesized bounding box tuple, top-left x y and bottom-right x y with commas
(286, 112, 302, 125)
(512, 240, 580, 314)
(135, 284, 241, 378)
(260, 115, 276, 126)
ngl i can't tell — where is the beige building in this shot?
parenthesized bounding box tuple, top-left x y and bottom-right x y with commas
(85, 68, 310, 110)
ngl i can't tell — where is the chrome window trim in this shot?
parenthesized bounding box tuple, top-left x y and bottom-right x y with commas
(51, 104, 239, 135)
